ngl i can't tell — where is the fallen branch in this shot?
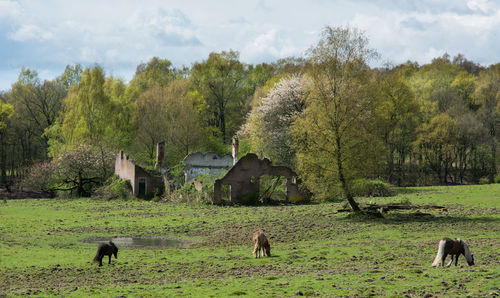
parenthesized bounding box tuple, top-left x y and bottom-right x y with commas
(337, 203, 447, 213)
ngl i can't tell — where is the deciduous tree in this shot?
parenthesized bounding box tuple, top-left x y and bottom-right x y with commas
(241, 75, 307, 167)
(191, 50, 247, 143)
(292, 26, 381, 210)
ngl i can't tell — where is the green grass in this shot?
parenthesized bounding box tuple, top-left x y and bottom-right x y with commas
(1, 184, 499, 297)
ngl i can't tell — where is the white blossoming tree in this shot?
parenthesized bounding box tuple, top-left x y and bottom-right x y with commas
(241, 75, 308, 167)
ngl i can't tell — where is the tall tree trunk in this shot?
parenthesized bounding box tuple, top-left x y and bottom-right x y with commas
(336, 135, 360, 211)
(0, 134, 5, 188)
(490, 124, 497, 182)
(77, 171, 84, 197)
(220, 101, 226, 144)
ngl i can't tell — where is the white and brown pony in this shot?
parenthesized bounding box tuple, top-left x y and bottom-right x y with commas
(431, 238, 474, 267)
(252, 230, 271, 258)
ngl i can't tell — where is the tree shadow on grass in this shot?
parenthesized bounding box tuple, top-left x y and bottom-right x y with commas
(341, 210, 500, 224)
(384, 213, 500, 224)
(393, 188, 422, 195)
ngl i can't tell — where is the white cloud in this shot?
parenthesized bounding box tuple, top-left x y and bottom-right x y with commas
(0, 0, 21, 19)
(8, 24, 54, 42)
(467, 0, 497, 14)
(1, 0, 500, 90)
(241, 29, 299, 62)
(349, 2, 500, 65)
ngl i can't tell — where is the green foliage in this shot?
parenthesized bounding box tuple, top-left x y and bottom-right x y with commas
(170, 173, 225, 204)
(259, 175, 287, 202)
(479, 177, 490, 185)
(94, 175, 133, 200)
(57, 64, 82, 91)
(1, 28, 499, 197)
(495, 174, 500, 184)
(0, 100, 14, 131)
(292, 26, 383, 210)
(351, 179, 395, 197)
(201, 126, 231, 155)
(413, 113, 459, 183)
(57, 65, 135, 153)
(128, 80, 203, 168)
(191, 50, 249, 143)
(409, 54, 460, 118)
(128, 57, 177, 94)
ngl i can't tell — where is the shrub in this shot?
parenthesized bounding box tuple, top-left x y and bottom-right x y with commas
(351, 179, 395, 197)
(94, 175, 133, 200)
(19, 161, 56, 192)
(495, 174, 500, 184)
(478, 177, 490, 185)
(168, 172, 229, 204)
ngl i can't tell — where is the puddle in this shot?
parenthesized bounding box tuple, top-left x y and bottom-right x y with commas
(82, 236, 188, 248)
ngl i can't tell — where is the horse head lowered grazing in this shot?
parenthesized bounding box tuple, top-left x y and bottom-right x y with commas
(93, 241, 118, 267)
(252, 230, 270, 258)
(431, 238, 474, 267)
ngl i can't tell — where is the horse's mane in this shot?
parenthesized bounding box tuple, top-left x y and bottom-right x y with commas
(459, 239, 473, 263)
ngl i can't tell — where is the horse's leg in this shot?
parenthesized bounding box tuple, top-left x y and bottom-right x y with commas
(455, 254, 459, 266)
(99, 255, 103, 267)
(441, 253, 447, 267)
(108, 254, 112, 264)
(253, 244, 258, 258)
(445, 255, 453, 267)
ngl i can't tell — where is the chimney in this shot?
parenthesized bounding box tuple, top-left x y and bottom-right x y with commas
(156, 141, 165, 169)
(232, 137, 239, 165)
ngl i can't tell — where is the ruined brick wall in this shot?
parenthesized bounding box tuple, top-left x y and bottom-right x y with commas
(115, 151, 137, 193)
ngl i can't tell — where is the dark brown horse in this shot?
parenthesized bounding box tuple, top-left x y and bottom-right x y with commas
(93, 241, 118, 266)
(252, 230, 270, 258)
(431, 238, 474, 267)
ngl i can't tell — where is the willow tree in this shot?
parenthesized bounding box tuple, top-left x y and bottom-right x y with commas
(292, 26, 381, 211)
(53, 67, 133, 181)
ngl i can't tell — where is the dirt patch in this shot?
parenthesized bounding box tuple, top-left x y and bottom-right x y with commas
(0, 188, 53, 199)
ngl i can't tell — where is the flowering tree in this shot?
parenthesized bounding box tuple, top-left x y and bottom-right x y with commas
(241, 75, 307, 167)
(52, 143, 114, 197)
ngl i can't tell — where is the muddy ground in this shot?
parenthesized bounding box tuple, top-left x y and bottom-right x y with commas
(1, 186, 499, 297)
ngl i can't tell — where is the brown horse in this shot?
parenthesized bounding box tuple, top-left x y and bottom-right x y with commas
(431, 238, 474, 267)
(93, 241, 118, 266)
(252, 230, 271, 258)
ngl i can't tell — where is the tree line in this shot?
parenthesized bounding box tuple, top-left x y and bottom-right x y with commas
(0, 26, 498, 205)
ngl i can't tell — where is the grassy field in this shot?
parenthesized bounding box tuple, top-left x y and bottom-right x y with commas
(1, 184, 499, 297)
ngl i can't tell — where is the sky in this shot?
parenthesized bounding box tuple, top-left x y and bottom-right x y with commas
(1, 0, 500, 91)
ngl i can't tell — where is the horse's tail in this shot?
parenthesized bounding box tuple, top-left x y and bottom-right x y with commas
(93, 245, 102, 262)
(431, 239, 446, 267)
